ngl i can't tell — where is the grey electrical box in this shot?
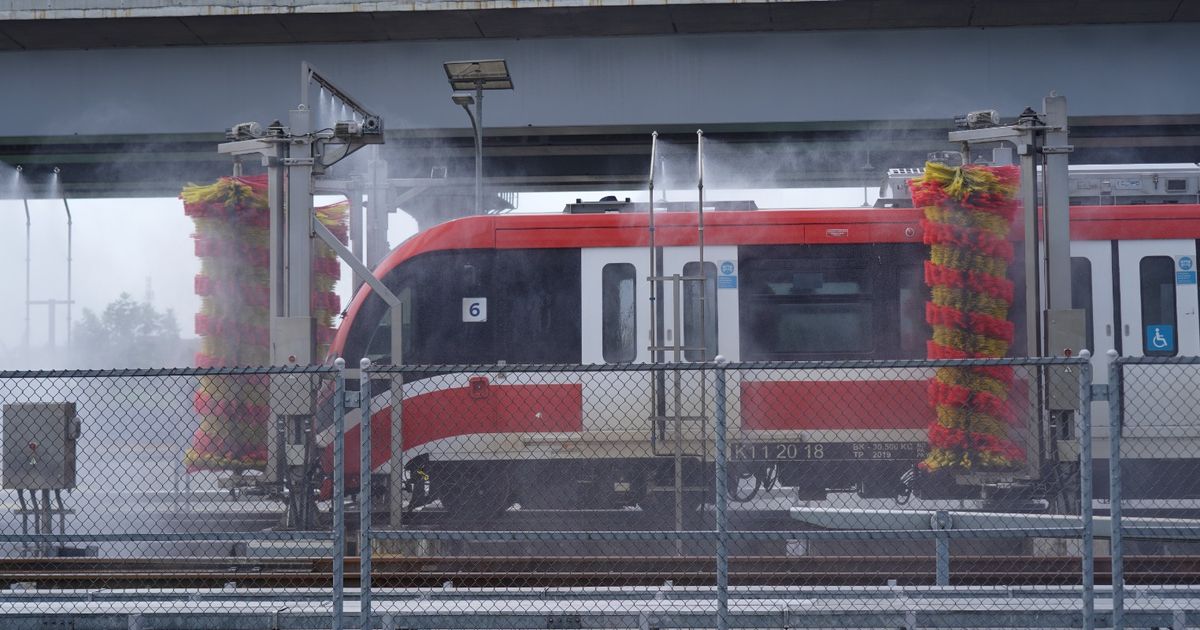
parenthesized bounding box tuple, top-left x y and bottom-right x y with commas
(1045, 309, 1087, 411)
(3, 403, 79, 490)
(269, 316, 317, 415)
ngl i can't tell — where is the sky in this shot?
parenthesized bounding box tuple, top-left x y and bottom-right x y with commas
(0, 180, 878, 369)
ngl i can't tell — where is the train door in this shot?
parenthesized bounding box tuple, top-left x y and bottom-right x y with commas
(651, 246, 739, 441)
(1069, 241, 1114, 383)
(580, 248, 653, 434)
(581, 247, 649, 365)
(1069, 240, 1115, 485)
(1116, 240, 1200, 442)
(659, 245, 740, 362)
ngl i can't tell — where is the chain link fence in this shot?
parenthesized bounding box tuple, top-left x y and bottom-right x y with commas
(358, 357, 1099, 630)
(1109, 355, 1200, 629)
(5, 356, 1200, 629)
(0, 365, 345, 628)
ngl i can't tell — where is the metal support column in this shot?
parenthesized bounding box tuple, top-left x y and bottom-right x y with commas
(1042, 95, 1072, 312)
(474, 83, 483, 216)
(672, 277, 684, 556)
(266, 144, 288, 487)
(360, 359, 373, 630)
(388, 350, 405, 528)
(1078, 350, 1096, 630)
(1108, 351, 1124, 630)
(713, 361, 729, 630)
(348, 185, 365, 293)
(1017, 122, 1043, 358)
(366, 148, 390, 271)
(285, 105, 315, 338)
(23, 199, 30, 352)
(934, 511, 950, 586)
(333, 359, 347, 630)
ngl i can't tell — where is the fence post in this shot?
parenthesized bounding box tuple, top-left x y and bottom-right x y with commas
(713, 358, 729, 630)
(360, 358, 373, 630)
(333, 359, 347, 630)
(1107, 350, 1123, 630)
(1077, 352, 1095, 630)
(933, 511, 950, 586)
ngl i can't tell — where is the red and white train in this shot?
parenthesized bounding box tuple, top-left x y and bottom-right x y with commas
(321, 164, 1200, 516)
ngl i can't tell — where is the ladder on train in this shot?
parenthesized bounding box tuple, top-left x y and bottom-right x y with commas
(646, 131, 713, 547)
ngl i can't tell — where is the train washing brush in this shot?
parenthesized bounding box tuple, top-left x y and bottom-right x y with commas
(912, 162, 1024, 472)
(180, 175, 347, 472)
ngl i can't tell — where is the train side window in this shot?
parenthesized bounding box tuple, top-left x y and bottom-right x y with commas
(364, 286, 413, 365)
(1140, 256, 1177, 356)
(1071, 257, 1095, 353)
(740, 252, 875, 359)
(601, 263, 637, 363)
(683, 261, 718, 361)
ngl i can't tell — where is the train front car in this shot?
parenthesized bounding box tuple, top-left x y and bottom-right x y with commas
(317, 205, 1031, 520)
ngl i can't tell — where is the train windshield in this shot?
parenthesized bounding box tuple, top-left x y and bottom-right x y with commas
(361, 286, 412, 365)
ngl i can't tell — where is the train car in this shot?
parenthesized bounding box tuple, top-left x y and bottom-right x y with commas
(320, 165, 1200, 517)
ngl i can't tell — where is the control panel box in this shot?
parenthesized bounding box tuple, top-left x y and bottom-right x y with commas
(3, 403, 79, 490)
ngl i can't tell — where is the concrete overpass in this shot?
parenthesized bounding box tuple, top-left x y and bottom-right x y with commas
(1, 1, 1199, 198)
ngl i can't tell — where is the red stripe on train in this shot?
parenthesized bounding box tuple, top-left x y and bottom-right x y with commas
(324, 382, 583, 491)
(740, 380, 931, 430)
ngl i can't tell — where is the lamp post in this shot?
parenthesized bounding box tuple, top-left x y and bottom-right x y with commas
(443, 59, 513, 215)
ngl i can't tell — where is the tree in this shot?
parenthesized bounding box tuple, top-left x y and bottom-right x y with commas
(73, 293, 183, 368)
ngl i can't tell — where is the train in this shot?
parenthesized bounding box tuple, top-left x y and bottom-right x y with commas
(316, 163, 1200, 518)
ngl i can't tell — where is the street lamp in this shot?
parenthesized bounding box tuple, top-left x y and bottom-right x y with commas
(443, 59, 513, 215)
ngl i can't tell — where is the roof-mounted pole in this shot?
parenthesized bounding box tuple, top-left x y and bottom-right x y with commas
(648, 131, 659, 364)
(697, 129, 706, 359)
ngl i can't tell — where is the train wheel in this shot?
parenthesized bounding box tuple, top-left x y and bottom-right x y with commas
(437, 462, 514, 520)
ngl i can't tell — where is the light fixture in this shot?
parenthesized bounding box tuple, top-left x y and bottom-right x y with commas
(443, 59, 514, 216)
(443, 59, 513, 91)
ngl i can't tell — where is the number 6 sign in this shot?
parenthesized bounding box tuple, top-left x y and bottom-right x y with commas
(462, 298, 487, 322)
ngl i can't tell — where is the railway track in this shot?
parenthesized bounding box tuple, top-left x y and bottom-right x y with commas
(1, 555, 1197, 589)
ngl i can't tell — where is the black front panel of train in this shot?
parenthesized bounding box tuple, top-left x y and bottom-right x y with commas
(491, 249, 582, 364)
(346, 248, 581, 366)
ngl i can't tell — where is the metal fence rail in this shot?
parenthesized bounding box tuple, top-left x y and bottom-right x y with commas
(2, 355, 1200, 629)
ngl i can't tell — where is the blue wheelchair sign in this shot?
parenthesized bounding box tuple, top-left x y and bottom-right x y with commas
(1146, 324, 1176, 353)
(717, 260, 737, 289)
